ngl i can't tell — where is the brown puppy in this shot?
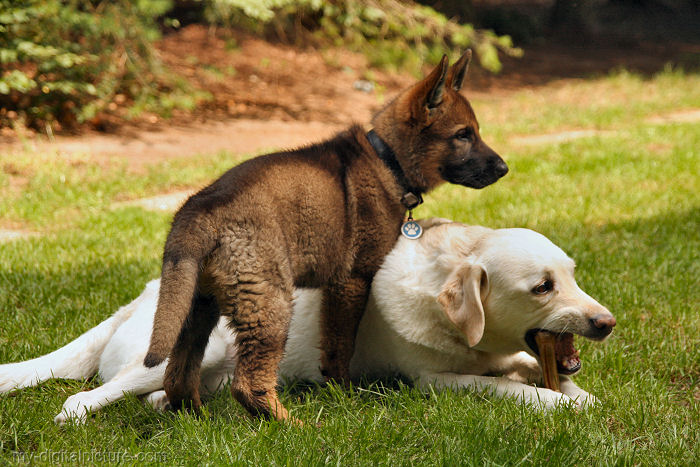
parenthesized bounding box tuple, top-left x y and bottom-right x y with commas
(143, 51, 508, 421)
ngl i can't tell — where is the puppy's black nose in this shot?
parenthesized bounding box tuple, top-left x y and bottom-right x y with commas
(495, 160, 508, 177)
(589, 314, 616, 338)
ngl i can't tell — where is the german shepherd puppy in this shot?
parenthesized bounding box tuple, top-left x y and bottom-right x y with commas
(144, 51, 508, 422)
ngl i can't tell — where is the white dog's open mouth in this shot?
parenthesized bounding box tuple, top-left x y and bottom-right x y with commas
(525, 329, 581, 375)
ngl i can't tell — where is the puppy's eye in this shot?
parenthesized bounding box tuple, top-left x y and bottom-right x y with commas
(532, 280, 554, 295)
(456, 128, 474, 142)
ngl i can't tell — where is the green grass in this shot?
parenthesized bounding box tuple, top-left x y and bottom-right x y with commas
(0, 68, 698, 465)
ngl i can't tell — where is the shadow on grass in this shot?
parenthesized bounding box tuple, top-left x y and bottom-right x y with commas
(546, 205, 699, 299)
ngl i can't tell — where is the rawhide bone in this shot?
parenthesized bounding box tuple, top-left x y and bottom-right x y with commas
(535, 331, 560, 392)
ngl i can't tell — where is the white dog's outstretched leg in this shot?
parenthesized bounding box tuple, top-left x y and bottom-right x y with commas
(0, 304, 137, 393)
(495, 353, 599, 410)
(58, 363, 236, 423)
(54, 362, 164, 425)
(416, 372, 576, 411)
(559, 376, 599, 408)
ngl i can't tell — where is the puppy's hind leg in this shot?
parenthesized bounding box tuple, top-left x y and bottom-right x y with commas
(147, 367, 236, 414)
(163, 293, 220, 411)
(223, 273, 295, 422)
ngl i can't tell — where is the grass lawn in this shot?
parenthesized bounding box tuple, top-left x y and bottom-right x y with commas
(0, 69, 698, 465)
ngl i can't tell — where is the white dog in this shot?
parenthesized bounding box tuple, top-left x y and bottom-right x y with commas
(0, 219, 615, 423)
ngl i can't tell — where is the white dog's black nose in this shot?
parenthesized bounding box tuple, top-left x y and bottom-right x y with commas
(588, 314, 616, 339)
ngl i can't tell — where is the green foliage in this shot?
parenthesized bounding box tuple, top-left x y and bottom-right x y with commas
(0, 0, 520, 129)
(207, 0, 317, 22)
(0, 0, 182, 129)
(206, 0, 522, 73)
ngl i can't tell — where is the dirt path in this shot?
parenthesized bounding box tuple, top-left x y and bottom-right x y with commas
(6, 119, 344, 171)
(8, 107, 699, 171)
(645, 109, 700, 124)
(113, 190, 195, 211)
(0, 229, 37, 242)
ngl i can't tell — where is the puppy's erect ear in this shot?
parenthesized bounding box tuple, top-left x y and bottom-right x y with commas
(410, 55, 449, 120)
(436, 262, 488, 347)
(447, 50, 472, 92)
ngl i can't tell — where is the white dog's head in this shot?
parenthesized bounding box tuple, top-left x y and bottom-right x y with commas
(432, 222, 615, 376)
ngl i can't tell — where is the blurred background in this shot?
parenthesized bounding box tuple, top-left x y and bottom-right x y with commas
(1, 0, 698, 136)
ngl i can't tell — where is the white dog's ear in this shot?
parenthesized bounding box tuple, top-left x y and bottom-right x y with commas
(436, 262, 487, 347)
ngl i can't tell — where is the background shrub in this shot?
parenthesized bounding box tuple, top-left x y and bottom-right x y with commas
(0, 0, 519, 130)
(0, 0, 176, 130)
(206, 0, 521, 73)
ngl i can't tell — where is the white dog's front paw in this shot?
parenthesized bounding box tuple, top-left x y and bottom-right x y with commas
(523, 388, 576, 411)
(54, 394, 90, 425)
(568, 391, 599, 410)
(144, 390, 170, 411)
(54, 411, 84, 426)
(559, 378, 599, 410)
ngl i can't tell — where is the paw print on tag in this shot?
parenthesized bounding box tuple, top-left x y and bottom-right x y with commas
(401, 220, 422, 239)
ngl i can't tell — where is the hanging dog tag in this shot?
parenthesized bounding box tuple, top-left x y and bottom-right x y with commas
(401, 212, 422, 240)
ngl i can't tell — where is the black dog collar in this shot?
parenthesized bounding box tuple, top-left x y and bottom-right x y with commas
(366, 130, 423, 210)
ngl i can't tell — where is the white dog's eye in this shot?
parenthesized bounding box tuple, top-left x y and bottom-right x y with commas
(532, 279, 554, 295)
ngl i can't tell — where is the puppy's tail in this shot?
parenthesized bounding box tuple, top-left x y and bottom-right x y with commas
(144, 220, 215, 368)
(0, 291, 140, 393)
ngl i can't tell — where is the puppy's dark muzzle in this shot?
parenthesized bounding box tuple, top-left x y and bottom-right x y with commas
(483, 141, 508, 177)
(475, 152, 508, 187)
(474, 141, 508, 187)
(440, 141, 508, 189)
